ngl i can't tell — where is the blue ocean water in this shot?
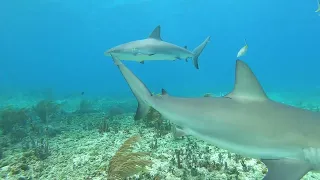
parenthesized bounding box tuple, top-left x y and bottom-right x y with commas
(1, 0, 319, 98)
(1, 1, 320, 179)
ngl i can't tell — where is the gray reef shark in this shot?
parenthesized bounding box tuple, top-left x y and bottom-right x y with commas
(111, 54, 320, 180)
(105, 26, 210, 69)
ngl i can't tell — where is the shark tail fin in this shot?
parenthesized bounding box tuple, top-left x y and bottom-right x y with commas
(110, 54, 151, 121)
(192, 36, 210, 69)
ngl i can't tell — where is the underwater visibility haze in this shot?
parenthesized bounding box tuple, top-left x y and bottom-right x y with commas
(0, 0, 320, 179)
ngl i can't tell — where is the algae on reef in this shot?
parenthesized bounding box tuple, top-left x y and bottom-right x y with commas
(107, 135, 153, 179)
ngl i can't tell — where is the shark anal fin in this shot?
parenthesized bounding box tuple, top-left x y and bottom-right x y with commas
(148, 25, 162, 41)
(262, 159, 311, 180)
(139, 61, 144, 64)
(225, 60, 268, 101)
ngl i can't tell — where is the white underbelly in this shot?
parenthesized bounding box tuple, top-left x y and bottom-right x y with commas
(106, 53, 178, 61)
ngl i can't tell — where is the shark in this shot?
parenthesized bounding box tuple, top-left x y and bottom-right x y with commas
(316, 0, 320, 13)
(110, 54, 320, 180)
(105, 26, 210, 69)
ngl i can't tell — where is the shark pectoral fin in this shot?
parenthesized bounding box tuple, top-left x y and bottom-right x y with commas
(110, 54, 152, 121)
(139, 61, 145, 64)
(134, 100, 150, 120)
(225, 60, 268, 101)
(171, 125, 187, 139)
(148, 25, 162, 41)
(262, 159, 311, 180)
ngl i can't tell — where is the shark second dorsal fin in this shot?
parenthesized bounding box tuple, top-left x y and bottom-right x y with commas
(161, 88, 169, 96)
(148, 25, 162, 41)
(226, 60, 268, 101)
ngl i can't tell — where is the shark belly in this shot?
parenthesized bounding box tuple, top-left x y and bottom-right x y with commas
(184, 126, 302, 160)
(106, 53, 181, 61)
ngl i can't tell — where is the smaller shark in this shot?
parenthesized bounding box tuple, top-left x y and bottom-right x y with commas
(105, 25, 210, 69)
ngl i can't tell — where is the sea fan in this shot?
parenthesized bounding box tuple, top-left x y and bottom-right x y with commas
(107, 135, 152, 180)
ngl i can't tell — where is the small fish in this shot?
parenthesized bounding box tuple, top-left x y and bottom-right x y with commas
(81, 92, 84, 95)
(236, 39, 248, 58)
(316, 0, 320, 12)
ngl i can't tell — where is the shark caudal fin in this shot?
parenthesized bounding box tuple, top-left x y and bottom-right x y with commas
(110, 54, 152, 120)
(192, 36, 210, 69)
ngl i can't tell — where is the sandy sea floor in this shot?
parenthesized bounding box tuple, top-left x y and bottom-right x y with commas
(0, 92, 320, 180)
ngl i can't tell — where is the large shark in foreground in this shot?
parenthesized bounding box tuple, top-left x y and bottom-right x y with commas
(111, 54, 320, 180)
(105, 26, 210, 69)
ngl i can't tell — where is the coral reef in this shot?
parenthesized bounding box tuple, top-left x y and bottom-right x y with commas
(0, 92, 319, 180)
(107, 135, 152, 179)
(142, 107, 171, 137)
(0, 107, 29, 135)
(33, 100, 60, 124)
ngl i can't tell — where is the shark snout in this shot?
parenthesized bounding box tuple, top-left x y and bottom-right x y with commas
(105, 48, 112, 54)
(105, 46, 123, 55)
(104, 48, 117, 56)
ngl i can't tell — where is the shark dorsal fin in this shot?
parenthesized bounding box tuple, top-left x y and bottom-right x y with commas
(226, 60, 268, 101)
(148, 25, 162, 40)
(161, 88, 168, 96)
